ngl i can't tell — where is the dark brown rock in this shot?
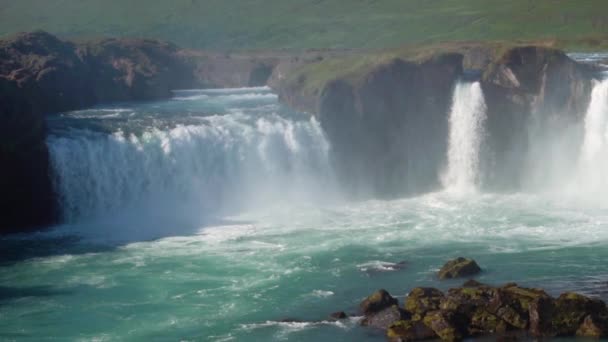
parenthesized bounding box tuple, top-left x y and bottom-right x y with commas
(360, 289, 399, 315)
(528, 296, 555, 337)
(552, 292, 608, 336)
(387, 319, 437, 342)
(76, 38, 197, 102)
(438, 258, 482, 280)
(405, 288, 445, 316)
(480, 46, 597, 189)
(329, 311, 348, 320)
(440, 286, 495, 317)
(361, 305, 410, 330)
(423, 310, 463, 342)
(282, 53, 464, 198)
(469, 309, 507, 336)
(576, 314, 608, 338)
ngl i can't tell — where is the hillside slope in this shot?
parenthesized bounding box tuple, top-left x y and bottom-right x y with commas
(1, 0, 608, 50)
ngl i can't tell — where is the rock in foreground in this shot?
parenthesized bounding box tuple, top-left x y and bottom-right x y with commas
(358, 283, 608, 341)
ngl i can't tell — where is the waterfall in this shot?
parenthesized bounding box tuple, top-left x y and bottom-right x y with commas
(442, 81, 487, 194)
(47, 90, 335, 225)
(576, 78, 608, 195)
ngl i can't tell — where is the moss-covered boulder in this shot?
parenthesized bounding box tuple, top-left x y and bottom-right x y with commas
(423, 311, 463, 342)
(370, 282, 608, 341)
(438, 258, 482, 280)
(552, 292, 608, 336)
(362, 305, 410, 330)
(440, 285, 495, 315)
(360, 289, 399, 315)
(405, 288, 445, 316)
(387, 319, 437, 342)
(576, 314, 608, 338)
(469, 309, 507, 336)
(528, 296, 555, 337)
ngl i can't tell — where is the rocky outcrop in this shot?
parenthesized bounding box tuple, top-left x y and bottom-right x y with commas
(276, 53, 463, 198)
(273, 45, 600, 197)
(180, 51, 279, 88)
(323, 54, 463, 197)
(0, 31, 203, 233)
(480, 46, 597, 189)
(359, 283, 608, 341)
(0, 31, 94, 114)
(76, 38, 197, 102)
(438, 258, 482, 280)
(0, 31, 199, 112)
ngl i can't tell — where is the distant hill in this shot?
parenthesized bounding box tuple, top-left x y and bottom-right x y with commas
(1, 0, 608, 50)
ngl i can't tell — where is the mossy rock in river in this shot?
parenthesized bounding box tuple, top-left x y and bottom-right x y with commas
(438, 258, 482, 280)
(576, 314, 608, 338)
(405, 287, 445, 315)
(361, 305, 410, 330)
(468, 309, 507, 336)
(422, 310, 463, 342)
(552, 292, 608, 336)
(387, 319, 436, 342)
(360, 289, 398, 315)
(357, 283, 608, 341)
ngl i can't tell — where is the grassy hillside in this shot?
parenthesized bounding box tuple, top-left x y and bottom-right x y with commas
(0, 0, 608, 50)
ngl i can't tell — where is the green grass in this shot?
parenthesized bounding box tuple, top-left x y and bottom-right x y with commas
(0, 0, 607, 50)
(281, 40, 533, 103)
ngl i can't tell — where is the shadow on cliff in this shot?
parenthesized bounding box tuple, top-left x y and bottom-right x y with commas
(0, 217, 253, 267)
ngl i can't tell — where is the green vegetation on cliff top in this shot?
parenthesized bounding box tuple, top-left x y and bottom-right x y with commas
(0, 0, 607, 50)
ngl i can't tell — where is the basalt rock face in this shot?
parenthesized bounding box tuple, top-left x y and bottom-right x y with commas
(480, 46, 597, 190)
(363, 283, 608, 341)
(183, 52, 280, 88)
(0, 31, 198, 112)
(0, 79, 57, 234)
(318, 54, 463, 198)
(76, 38, 197, 102)
(0, 31, 201, 233)
(0, 31, 94, 113)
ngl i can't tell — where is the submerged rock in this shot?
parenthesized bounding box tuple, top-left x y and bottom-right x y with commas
(438, 258, 482, 279)
(329, 311, 348, 320)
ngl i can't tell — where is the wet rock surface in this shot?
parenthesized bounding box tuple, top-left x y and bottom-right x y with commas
(438, 257, 482, 280)
(357, 282, 608, 341)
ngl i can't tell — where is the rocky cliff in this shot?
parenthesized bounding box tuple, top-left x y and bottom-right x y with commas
(0, 31, 315, 233)
(480, 46, 597, 189)
(0, 31, 603, 232)
(0, 31, 201, 234)
(274, 53, 464, 197)
(273, 45, 601, 197)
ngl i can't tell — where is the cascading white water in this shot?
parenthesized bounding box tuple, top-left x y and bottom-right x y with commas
(47, 90, 335, 226)
(576, 77, 608, 196)
(442, 81, 487, 194)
